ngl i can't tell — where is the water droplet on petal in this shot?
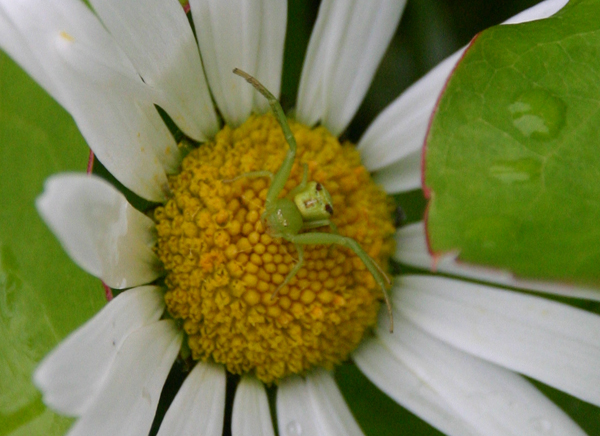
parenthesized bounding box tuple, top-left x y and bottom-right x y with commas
(509, 89, 566, 140)
(286, 420, 303, 436)
(489, 157, 542, 184)
(530, 417, 553, 434)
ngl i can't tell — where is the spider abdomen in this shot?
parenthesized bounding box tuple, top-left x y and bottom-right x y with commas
(267, 198, 303, 237)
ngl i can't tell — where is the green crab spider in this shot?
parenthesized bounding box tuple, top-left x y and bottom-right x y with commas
(232, 68, 393, 332)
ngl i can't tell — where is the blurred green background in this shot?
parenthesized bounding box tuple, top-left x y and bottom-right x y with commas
(2, 1, 599, 435)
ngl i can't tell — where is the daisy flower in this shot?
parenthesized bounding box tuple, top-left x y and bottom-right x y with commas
(1, 0, 599, 435)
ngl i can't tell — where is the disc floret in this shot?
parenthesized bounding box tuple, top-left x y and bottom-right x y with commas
(233, 68, 394, 325)
(153, 71, 395, 383)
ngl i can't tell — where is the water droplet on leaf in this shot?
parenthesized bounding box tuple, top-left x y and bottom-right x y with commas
(489, 157, 542, 184)
(509, 89, 566, 140)
(464, 216, 517, 254)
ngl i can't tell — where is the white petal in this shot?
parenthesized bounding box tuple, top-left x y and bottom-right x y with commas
(504, 0, 569, 24)
(306, 369, 366, 436)
(372, 148, 422, 193)
(394, 221, 437, 267)
(377, 315, 587, 436)
(353, 339, 480, 436)
(36, 174, 161, 289)
(252, 0, 287, 114)
(0, 4, 64, 106)
(359, 0, 568, 177)
(232, 376, 275, 436)
(296, 0, 406, 136)
(157, 362, 225, 436)
(88, 0, 219, 141)
(358, 50, 463, 172)
(293, 0, 332, 129)
(395, 221, 600, 300)
(34, 286, 165, 416)
(190, 0, 261, 126)
(396, 275, 600, 407)
(2, 0, 176, 201)
(67, 320, 182, 436)
(277, 369, 365, 436)
(277, 376, 320, 436)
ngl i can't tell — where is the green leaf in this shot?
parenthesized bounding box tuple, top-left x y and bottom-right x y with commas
(424, 0, 600, 288)
(0, 53, 106, 434)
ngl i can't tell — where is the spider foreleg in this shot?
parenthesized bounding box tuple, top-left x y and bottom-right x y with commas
(287, 163, 309, 199)
(233, 68, 298, 207)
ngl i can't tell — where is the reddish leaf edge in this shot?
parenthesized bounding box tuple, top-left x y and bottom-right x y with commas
(421, 34, 479, 264)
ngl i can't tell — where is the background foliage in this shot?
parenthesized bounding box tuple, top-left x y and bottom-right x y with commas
(1, 0, 598, 435)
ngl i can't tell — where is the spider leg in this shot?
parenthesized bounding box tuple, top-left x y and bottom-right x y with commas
(233, 68, 297, 208)
(271, 243, 304, 300)
(287, 232, 393, 333)
(301, 218, 339, 234)
(287, 163, 309, 199)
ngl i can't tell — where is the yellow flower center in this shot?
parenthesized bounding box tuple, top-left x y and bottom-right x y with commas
(153, 114, 395, 383)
